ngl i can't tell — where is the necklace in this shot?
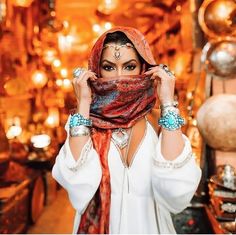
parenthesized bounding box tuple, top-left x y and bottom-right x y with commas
(111, 128, 129, 149)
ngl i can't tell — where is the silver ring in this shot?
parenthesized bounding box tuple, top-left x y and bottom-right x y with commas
(73, 67, 86, 78)
(159, 64, 175, 77)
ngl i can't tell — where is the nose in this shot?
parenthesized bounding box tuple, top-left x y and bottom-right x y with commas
(117, 67, 123, 76)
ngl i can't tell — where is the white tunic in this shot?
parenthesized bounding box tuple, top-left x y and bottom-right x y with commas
(52, 118, 202, 234)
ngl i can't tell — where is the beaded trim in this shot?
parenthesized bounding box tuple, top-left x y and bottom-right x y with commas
(67, 139, 93, 172)
(69, 113, 92, 128)
(153, 151, 193, 169)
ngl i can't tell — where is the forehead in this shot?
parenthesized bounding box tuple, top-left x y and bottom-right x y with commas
(101, 43, 140, 63)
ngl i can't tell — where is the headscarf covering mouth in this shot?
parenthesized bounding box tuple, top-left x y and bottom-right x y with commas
(90, 74, 156, 129)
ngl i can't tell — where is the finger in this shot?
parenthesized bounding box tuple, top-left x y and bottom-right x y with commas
(150, 72, 161, 81)
(150, 75, 156, 80)
(144, 66, 162, 75)
(154, 68, 175, 81)
(76, 71, 96, 84)
(88, 72, 98, 81)
(158, 65, 176, 78)
(88, 70, 97, 76)
(72, 77, 77, 84)
(144, 69, 155, 75)
(150, 73, 156, 80)
(85, 71, 97, 81)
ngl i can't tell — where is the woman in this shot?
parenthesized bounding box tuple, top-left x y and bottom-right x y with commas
(52, 26, 201, 234)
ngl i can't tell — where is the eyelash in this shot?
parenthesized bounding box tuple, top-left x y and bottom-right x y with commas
(125, 64, 136, 70)
(102, 65, 114, 71)
(102, 64, 137, 71)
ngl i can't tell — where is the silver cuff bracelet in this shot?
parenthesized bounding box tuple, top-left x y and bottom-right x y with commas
(70, 125, 91, 137)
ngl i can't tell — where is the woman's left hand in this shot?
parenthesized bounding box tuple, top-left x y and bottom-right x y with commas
(144, 65, 175, 104)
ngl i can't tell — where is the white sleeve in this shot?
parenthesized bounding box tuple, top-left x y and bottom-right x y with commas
(152, 133, 202, 214)
(52, 116, 102, 214)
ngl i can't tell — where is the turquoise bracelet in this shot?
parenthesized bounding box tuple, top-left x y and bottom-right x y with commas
(158, 111, 185, 131)
(69, 113, 92, 128)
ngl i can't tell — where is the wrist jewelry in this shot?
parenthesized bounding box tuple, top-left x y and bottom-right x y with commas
(161, 106, 179, 116)
(69, 113, 92, 128)
(160, 100, 178, 110)
(158, 110, 185, 131)
(70, 125, 91, 137)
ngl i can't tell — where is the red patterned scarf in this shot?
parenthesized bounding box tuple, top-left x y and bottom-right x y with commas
(78, 129, 112, 234)
(77, 27, 157, 234)
(90, 75, 156, 129)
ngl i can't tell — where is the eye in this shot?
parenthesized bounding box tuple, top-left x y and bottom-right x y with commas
(125, 64, 136, 70)
(102, 64, 114, 71)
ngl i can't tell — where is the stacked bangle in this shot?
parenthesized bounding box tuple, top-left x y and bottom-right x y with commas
(69, 113, 92, 137)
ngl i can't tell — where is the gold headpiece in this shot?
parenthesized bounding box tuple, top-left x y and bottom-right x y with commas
(102, 43, 134, 60)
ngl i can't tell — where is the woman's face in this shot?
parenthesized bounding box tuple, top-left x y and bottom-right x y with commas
(100, 43, 142, 78)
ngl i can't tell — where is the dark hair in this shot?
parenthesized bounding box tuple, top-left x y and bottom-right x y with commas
(103, 31, 145, 65)
(104, 31, 133, 45)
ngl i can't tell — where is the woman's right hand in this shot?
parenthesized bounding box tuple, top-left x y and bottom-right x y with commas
(72, 69, 97, 105)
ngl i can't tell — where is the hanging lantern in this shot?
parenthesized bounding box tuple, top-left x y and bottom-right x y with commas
(92, 22, 114, 36)
(62, 79, 72, 92)
(56, 79, 63, 87)
(97, 0, 119, 15)
(198, 0, 236, 38)
(6, 125, 22, 139)
(42, 48, 58, 65)
(60, 68, 68, 78)
(104, 22, 113, 30)
(12, 0, 34, 7)
(52, 59, 62, 71)
(6, 117, 22, 139)
(45, 107, 60, 128)
(58, 20, 92, 53)
(0, 0, 7, 22)
(31, 70, 48, 88)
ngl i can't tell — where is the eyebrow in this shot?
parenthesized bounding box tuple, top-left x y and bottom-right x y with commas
(101, 59, 138, 66)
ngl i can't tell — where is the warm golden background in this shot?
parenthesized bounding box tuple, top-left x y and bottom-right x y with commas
(0, 0, 235, 234)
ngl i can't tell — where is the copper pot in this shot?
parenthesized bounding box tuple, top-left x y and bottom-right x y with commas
(197, 94, 236, 151)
